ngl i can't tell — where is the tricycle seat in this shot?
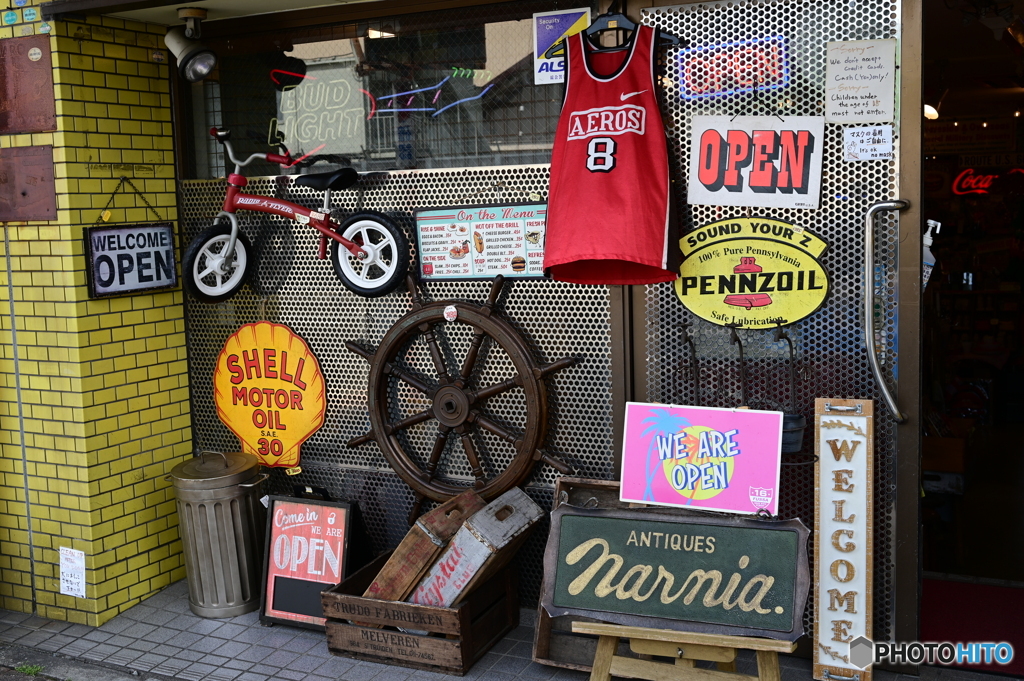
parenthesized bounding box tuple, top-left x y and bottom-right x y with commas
(293, 168, 359, 192)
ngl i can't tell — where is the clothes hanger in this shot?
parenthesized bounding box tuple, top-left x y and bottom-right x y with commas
(583, 0, 682, 52)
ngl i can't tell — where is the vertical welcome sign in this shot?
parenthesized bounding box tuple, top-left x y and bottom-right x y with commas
(813, 399, 873, 681)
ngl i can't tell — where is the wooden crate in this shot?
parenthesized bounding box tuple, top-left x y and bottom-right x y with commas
(323, 551, 519, 675)
(533, 477, 629, 672)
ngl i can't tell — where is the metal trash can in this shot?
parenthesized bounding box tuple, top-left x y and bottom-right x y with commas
(169, 450, 268, 618)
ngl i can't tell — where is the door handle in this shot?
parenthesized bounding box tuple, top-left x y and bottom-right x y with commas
(864, 200, 909, 424)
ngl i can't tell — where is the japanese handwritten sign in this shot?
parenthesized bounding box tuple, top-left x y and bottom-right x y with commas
(843, 125, 893, 161)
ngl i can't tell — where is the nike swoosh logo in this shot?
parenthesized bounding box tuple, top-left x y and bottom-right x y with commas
(620, 90, 647, 100)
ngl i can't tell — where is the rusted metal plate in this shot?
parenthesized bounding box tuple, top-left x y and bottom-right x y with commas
(0, 36, 56, 134)
(0, 146, 56, 221)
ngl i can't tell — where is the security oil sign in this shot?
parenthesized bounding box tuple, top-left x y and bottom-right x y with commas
(213, 322, 327, 468)
(674, 217, 829, 329)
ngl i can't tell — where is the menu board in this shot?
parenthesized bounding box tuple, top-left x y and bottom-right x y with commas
(415, 203, 547, 280)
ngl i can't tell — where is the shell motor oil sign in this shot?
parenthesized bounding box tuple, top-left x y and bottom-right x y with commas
(674, 217, 830, 329)
(688, 116, 826, 210)
(214, 322, 326, 468)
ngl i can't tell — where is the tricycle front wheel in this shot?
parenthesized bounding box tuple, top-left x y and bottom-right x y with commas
(329, 211, 408, 298)
(183, 224, 252, 303)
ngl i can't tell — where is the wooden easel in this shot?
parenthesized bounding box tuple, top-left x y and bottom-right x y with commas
(572, 622, 797, 681)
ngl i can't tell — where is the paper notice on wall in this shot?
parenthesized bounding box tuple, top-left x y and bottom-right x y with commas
(843, 125, 893, 161)
(825, 39, 896, 124)
(59, 547, 86, 598)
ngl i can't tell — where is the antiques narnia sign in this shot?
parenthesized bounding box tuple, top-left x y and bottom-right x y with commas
(214, 322, 326, 468)
(619, 402, 783, 515)
(260, 496, 350, 628)
(813, 399, 874, 681)
(673, 217, 830, 329)
(688, 116, 826, 209)
(541, 506, 810, 641)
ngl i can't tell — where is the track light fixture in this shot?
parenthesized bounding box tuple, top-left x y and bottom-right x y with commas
(163, 8, 217, 83)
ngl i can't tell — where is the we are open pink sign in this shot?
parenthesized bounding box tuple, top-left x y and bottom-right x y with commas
(620, 402, 783, 515)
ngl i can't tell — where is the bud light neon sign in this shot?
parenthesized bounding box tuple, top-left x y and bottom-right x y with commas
(680, 36, 789, 100)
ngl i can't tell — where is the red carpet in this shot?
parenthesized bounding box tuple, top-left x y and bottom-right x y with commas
(920, 578, 1024, 676)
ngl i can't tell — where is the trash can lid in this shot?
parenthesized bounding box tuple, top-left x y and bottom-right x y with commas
(170, 450, 261, 489)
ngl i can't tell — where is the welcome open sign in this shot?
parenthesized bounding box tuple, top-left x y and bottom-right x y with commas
(84, 223, 178, 297)
(541, 506, 810, 641)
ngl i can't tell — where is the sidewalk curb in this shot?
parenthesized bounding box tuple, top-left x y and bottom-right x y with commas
(0, 642, 178, 681)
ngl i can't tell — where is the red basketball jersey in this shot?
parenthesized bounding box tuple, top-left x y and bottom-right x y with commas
(545, 25, 676, 285)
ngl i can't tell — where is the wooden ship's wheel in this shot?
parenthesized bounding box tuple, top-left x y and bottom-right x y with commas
(346, 276, 575, 520)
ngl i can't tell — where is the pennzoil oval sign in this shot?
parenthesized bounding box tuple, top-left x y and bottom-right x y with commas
(673, 218, 830, 329)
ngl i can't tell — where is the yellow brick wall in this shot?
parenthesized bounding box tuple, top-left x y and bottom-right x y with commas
(0, 5, 190, 626)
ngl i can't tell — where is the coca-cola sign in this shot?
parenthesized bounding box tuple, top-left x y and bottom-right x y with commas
(951, 167, 1024, 195)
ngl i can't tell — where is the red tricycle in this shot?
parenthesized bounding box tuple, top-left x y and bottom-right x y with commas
(183, 127, 409, 301)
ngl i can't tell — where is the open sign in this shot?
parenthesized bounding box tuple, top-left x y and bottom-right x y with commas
(84, 223, 178, 297)
(260, 496, 350, 629)
(688, 116, 825, 210)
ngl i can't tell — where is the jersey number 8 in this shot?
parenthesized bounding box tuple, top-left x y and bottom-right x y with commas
(586, 137, 617, 173)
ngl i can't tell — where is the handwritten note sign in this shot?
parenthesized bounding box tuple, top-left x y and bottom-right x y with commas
(843, 125, 893, 161)
(825, 40, 896, 124)
(59, 547, 86, 598)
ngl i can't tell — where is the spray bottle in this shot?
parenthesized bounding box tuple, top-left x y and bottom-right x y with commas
(923, 220, 941, 291)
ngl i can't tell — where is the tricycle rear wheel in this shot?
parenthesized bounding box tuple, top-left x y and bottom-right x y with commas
(329, 211, 408, 298)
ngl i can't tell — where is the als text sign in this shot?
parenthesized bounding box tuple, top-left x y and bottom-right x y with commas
(541, 506, 809, 641)
(688, 116, 825, 209)
(85, 223, 177, 297)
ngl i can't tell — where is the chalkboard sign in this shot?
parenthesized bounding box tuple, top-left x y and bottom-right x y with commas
(541, 505, 810, 641)
(260, 496, 351, 629)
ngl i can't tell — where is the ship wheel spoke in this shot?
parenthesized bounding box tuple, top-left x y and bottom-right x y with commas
(419, 323, 451, 383)
(469, 411, 521, 447)
(457, 328, 487, 387)
(466, 375, 522, 404)
(385, 409, 434, 435)
(384, 362, 434, 396)
(455, 425, 487, 488)
(406, 425, 453, 524)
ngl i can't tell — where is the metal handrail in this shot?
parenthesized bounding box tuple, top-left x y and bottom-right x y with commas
(864, 200, 909, 424)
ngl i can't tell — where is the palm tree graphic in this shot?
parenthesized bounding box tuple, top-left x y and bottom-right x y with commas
(639, 409, 692, 502)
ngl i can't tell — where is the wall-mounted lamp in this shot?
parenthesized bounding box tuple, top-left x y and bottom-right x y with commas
(924, 104, 939, 120)
(164, 8, 217, 82)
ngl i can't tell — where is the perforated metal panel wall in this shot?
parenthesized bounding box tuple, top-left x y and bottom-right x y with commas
(640, 0, 901, 641)
(180, 167, 613, 605)
(181, 0, 906, 624)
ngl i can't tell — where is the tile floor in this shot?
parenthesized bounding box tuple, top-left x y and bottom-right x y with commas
(0, 580, 1004, 681)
